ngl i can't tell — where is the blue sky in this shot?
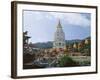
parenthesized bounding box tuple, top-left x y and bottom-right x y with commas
(23, 10, 91, 43)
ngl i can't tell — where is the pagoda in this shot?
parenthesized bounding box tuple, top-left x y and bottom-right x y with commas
(53, 20, 66, 50)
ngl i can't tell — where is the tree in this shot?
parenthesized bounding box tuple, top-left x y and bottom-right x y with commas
(58, 55, 79, 67)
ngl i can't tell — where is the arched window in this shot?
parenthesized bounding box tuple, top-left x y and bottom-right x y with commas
(59, 43, 61, 46)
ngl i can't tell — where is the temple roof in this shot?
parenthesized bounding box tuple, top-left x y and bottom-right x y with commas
(57, 20, 62, 28)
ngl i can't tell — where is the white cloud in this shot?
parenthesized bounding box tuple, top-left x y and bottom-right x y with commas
(45, 14, 53, 20)
(65, 13, 90, 27)
(24, 10, 90, 27)
(49, 12, 90, 27)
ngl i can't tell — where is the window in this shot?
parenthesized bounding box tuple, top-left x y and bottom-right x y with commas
(59, 43, 61, 46)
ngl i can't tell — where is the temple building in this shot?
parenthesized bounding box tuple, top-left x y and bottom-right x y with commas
(23, 31, 31, 44)
(53, 20, 66, 49)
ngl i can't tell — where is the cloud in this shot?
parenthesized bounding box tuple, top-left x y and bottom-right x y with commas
(49, 12, 90, 27)
(23, 11, 91, 43)
(24, 10, 90, 27)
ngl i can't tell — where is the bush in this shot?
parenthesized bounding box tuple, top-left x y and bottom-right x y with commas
(58, 56, 79, 67)
(79, 61, 91, 66)
(79, 44, 91, 56)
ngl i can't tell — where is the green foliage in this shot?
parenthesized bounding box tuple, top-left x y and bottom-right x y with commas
(79, 61, 91, 66)
(58, 56, 79, 67)
(79, 43, 91, 56)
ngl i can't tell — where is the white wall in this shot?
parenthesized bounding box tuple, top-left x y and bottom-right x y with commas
(0, 0, 100, 80)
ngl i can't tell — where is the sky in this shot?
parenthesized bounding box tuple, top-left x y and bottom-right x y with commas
(23, 10, 91, 43)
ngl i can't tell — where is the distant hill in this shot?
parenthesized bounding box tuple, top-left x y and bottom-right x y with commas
(29, 41, 53, 49)
(65, 39, 82, 45)
(85, 36, 90, 40)
(29, 37, 90, 49)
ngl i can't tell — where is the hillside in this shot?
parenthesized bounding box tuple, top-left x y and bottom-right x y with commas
(29, 37, 90, 49)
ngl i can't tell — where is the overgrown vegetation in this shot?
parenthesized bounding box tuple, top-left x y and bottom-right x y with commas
(58, 55, 79, 67)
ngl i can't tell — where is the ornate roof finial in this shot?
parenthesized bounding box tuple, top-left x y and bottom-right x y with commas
(57, 20, 62, 28)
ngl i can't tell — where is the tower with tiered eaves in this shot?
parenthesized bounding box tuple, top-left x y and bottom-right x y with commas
(53, 20, 66, 50)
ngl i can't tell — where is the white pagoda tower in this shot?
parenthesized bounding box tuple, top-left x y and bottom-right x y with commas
(53, 20, 66, 49)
